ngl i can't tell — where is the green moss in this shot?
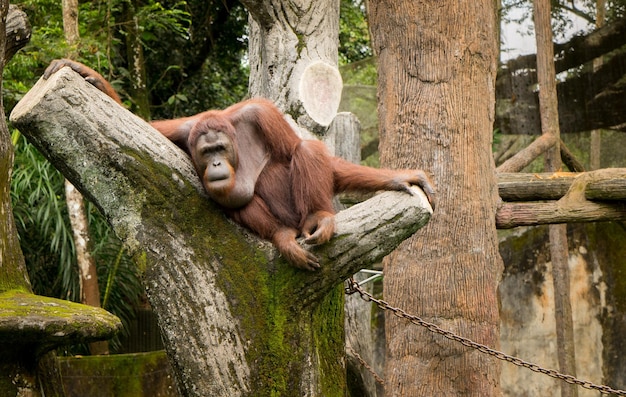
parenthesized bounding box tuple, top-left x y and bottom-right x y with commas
(295, 32, 306, 55)
(118, 148, 348, 396)
(313, 284, 346, 396)
(0, 290, 121, 352)
(58, 351, 173, 397)
(134, 251, 148, 273)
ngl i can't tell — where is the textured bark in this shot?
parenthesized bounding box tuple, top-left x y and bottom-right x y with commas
(61, 0, 78, 52)
(10, 68, 432, 396)
(589, 0, 606, 171)
(497, 201, 626, 228)
(61, 0, 109, 356)
(243, 0, 342, 132)
(497, 169, 626, 228)
(498, 172, 577, 201)
(120, 0, 150, 119)
(5, 5, 30, 63)
(243, 2, 380, 395)
(369, 1, 502, 395)
(326, 112, 379, 396)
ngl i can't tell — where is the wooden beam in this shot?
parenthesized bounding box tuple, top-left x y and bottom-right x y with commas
(498, 169, 626, 201)
(496, 134, 556, 173)
(496, 200, 626, 228)
(496, 169, 626, 228)
(498, 172, 577, 201)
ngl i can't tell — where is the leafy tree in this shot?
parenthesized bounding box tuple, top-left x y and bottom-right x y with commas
(339, 0, 372, 65)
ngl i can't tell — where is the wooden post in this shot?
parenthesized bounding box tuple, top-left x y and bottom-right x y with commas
(533, 1, 578, 396)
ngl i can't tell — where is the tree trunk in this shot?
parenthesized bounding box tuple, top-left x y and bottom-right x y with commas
(10, 68, 432, 396)
(589, 0, 606, 171)
(369, 1, 503, 395)
(533, 1, 578, 396)
(120, 0, 150, 119)
(243, 0, 343, 132)
(61, 0, 78, 57)
(0, 0, 30, 295)
(243, 1, 379, 394)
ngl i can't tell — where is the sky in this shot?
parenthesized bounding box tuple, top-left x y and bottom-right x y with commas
(500, 5, 594, 61)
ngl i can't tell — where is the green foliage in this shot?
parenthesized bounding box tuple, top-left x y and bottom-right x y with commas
(10, 133, 140, 353)
(339, 0, 373, 65)
(135, 1, 191, 42)
(5, 0, 250, 355)
(141, 0, 249, 118)
(10, 132, 74, 299)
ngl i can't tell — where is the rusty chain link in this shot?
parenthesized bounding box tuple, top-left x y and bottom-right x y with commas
(346, 277, 626, 396)
(346, 345, 385, 385)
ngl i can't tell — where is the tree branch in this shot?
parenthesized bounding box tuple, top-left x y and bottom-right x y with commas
(9, 68, 432, 392)
(5, 5, 31, 63)
(10, 66, 432, 393)
(496, 133, 556, 173)
(10, 67, 431, 278)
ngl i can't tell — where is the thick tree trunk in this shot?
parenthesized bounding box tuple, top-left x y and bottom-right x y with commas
(369, 1, 503, 395)
(10, 68, 432, 396)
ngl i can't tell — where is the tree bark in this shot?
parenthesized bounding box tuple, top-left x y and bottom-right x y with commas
(243, 0, 343, 132)
(589, 0, 605, 171)
(496, 133, 557, 173)
(533, 1, 577, 395)
(61, 0, 78, 56)
(243, 1, 381, 394)
(120, 0, 150, 119)
(369, 1, 502, 396)
(5, 5, 30, 63)
(10, 68, 432, 397)
(497, 169, 626, 228)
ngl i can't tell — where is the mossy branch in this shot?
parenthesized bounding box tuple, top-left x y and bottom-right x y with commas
(10, 66, 432, 396)
(10, 67, 431, 294)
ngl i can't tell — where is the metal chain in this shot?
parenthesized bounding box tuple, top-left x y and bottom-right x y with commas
(346, 345, 385, 385)
(345, 278, 626, 396)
